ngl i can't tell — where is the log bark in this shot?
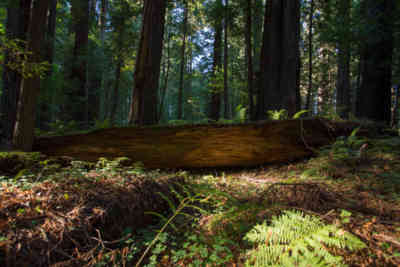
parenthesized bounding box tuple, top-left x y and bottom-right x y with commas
(34, 119, 358, 169)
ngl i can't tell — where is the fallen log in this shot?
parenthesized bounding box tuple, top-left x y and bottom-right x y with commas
(33, 119, 359, 169)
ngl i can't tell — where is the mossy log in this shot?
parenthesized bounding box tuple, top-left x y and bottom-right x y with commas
(33, 119, 358, 169)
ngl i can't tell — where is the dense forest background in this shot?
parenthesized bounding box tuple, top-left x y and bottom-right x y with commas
(0, 0, 399, 151)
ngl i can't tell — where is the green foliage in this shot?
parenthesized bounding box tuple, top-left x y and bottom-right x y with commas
(0, 37, 50, 78)
(94, 119, 111, 129)
(170, 232, 235, 266)
(244, 210, 365, 267)
(292, 110, 309, 119)
(324, 127, 367, 160)
(234, 104, 247, 123)
(167, 120, 190, 126)
(136, 183, 212, 267)
(267, 109, 288, 120)
(48, 120, 79, 135)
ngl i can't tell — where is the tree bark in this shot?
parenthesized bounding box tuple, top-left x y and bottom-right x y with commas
(257, 0, 300, 119)
(1, 0, 32, 144)
(356, 0, 394, 124)
(305, 0, 314, 112)
(391, 85, 399, 128)
(177, 0, 188, 120)
(223, 0, 231, 119)
(158, 27, 171, 122)
(245, 0, 254, 120)
(110, 16, 126, 125)
(34, 119, 360, 169)
(128, 0, 166, 125)
(67, 0, 90, 125)
(336, 0, 351, 119)
(209, 14, 223, 122)
(13, 0, 51, 151)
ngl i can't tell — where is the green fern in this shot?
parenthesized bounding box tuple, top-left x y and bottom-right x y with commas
(244, 210, 365, 267)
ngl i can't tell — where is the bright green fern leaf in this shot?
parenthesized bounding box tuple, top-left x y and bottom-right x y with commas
(244, 210, 365, 267)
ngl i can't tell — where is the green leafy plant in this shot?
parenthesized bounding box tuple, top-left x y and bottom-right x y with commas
(136, 184, 211, 267)
(244, 210, 365, 267)
(292, 109, 309, 119)
(235, 104, 247, 123)
(94, 119, 111, 129)
(267, 109, 288, 120)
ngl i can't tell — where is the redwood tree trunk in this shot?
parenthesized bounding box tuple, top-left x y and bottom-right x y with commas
(209, 0, 223, 121)
(356, 0, 394, 124)
(336, 0, 351, 119)
(245, 0, 254, 120)
(67, 0, 90, 124)
(208, 0, 222, 121)
(13, 0, 51, 151)
(257, 0, 300, 119)
(1, 0, 32, 143)
(110, 23, 125, 124)
(128, 0, 166, 125)
(305, 0, 314, 112)
(223, 0, 231, 119)
(177, 0, 188, 120)
(158, 27, 171, 122)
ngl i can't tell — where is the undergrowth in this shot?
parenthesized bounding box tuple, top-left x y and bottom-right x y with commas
(1, 131, 400, 266)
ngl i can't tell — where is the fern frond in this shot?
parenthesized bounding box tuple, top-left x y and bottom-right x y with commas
(244, 210, 365, 267)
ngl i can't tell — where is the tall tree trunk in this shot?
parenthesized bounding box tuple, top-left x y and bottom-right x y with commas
(185, 37, 193, 120)
(67, 0, 90, 125)
(336, 0, 351, 119)
(44, 0, 57, 71)
(13, 0, 51, 151)
(392, 85, 399, 128)
(223, 0, 231, 119)
(245, 0, 254, 120)
(110, 5, 127, 125)
(38, 0, 57, 130)
(128, 0, 166, 125)
(177, 0, 188, 120)
(1, 3, 20, 143)
(356, 0, 394, 124)
(209, 2, 223, 122)
(1, 0, 32, 144)
(305, 0, 314, 112)
(110, 59, 122, 124)
(257, 0, 300, 119)
(158, 27, 171, 122)
(99, 0, 107, 120)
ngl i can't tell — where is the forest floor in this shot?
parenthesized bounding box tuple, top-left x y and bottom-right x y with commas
(0, 130, 400, 266)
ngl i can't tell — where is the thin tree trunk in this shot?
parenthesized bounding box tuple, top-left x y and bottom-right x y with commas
(45, 0, 57, 71)
(178, 0, 188, 120)
(38, 0, 57, 130)
(1, 3, 20, 143)
(110, 59, 122, 124)
(67, 0, 90, 125)
(392, 85, 399, 128)
(209, 1, 223, 122)
(223, 0, 230, 119)
(13, 0, 51, 151)
(1, 0, 32, 144)
(336, 0, 351, 119)
(245, 0, 254, 120)
(305, 0, 314, 112)
(158, 29, 171, 122)
(128, 0, 166, 125)
(99, 0, 107, 120)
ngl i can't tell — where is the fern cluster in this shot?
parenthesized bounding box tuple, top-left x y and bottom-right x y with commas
(244, 210, 365, 267)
